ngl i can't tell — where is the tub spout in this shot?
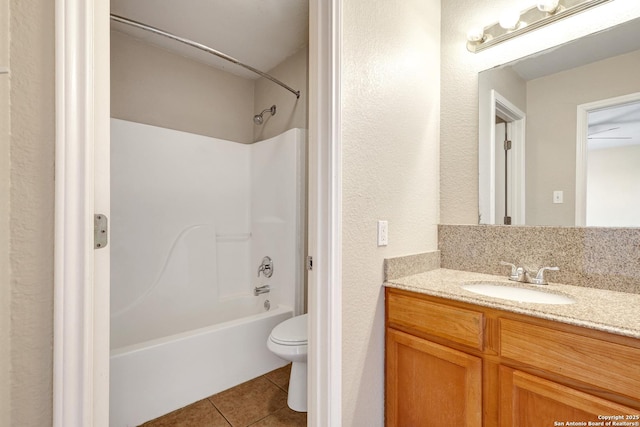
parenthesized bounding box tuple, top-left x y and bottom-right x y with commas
(254, 284, 270, 296)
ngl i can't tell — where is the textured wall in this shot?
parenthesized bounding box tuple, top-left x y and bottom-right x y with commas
(341, 0, 440, 424)
(8, 0, 56, 426)
(441, 0, 640, 224)
(111, 30, 255, 144)
(253, 47, 308, 142)
(0, 0, 9, 423)
(112, 31, 308, 145)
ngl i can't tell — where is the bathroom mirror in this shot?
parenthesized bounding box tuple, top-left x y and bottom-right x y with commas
(478, 17, 640, 227)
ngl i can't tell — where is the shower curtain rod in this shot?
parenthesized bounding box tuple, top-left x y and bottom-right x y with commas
(110, 14, 301, 99)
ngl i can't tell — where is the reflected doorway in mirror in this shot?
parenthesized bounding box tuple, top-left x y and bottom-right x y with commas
(576, 92, 640, 227)
(479, 90, 526, 225)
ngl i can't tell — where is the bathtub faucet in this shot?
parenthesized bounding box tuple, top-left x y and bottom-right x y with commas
(257, 256, 274, 278)
(254, 284, 270, 296)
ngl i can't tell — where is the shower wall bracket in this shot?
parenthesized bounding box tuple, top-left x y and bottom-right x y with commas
(94, 214, 109, 249)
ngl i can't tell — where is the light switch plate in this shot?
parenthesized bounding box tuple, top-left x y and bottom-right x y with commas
(377, 220, 388, 246)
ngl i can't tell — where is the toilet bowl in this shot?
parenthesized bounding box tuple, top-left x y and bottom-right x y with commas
(267, 313, 308, 412)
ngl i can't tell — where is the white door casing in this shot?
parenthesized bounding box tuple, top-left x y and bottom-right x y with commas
(308, 0, 343, 425)
(54, 0, 110, 426)
(479, 90, 526, 225)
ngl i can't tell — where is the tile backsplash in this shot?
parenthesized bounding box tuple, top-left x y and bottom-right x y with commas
(438, 225, 640, 294)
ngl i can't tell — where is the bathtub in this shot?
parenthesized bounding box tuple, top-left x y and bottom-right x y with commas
(109, 122, 304, 426)
(109, 297, 292, 427)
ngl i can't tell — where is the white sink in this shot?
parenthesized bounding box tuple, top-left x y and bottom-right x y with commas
(461, 282, 576, 305)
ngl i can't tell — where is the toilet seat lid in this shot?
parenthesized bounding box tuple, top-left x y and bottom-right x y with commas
(270, 313, 308, 345)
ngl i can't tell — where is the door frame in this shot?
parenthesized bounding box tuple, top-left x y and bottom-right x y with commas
(308, 0, 343, 425)
(53, 1, 110, 426)
(479, 90, 526, 225)
(53, 0, 342, 426)
(575, 91, 640, 226)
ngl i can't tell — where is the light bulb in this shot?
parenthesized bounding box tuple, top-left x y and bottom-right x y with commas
(466, 27, 485, 43)
(537, 0, 560, 13)
(499, 8, 521, 30)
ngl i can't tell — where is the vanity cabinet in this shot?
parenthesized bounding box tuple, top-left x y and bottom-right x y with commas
(500, 367, 637, 427)
(386, 328, 482, 426)
(385, 288, 640, 427)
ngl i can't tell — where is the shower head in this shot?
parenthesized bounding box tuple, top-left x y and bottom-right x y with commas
(253, 105, 277, 125)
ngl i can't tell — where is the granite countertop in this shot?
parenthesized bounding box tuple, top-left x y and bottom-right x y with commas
(384, 268, 640, 340)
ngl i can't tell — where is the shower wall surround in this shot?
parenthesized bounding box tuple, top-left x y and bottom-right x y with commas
(438, 224, 640, 294)
(111, 119, 305, 336)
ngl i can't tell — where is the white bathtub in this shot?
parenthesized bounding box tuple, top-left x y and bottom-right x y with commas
(109, 122, 304, 426)
(109, 298, 292, 427)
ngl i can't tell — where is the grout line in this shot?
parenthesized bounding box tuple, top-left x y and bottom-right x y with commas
(204, 398, 232, 426)
(207, 397, 234, 427)
(262, 374, 288, 393)
(246, 413, 274, 427)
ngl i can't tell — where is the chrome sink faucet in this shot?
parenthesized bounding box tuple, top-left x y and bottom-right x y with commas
(501, 261, 526, 282)
(500, 261, 559, 285)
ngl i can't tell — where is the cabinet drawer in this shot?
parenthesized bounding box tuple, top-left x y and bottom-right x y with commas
(500, 319, 640, 400)
(387, 291, 484, 350)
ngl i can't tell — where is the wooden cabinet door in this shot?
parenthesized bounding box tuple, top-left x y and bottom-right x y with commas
(500, 367, 639, 427)
(386, 328, 482, 427)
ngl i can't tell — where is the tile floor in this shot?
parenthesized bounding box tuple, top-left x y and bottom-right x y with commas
(140, 364, 307, 427)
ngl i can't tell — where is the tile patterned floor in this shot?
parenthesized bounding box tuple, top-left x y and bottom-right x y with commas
(140, 364, 307, 427)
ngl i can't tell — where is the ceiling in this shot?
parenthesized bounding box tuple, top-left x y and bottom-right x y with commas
(495, 17, 640, 151)
(510, 17, 640, 81)
(588, 101, 640, 150)
(110, 0, 309, 79)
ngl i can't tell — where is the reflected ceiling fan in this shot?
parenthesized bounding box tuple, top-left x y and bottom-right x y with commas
(587, 127, 632, 139)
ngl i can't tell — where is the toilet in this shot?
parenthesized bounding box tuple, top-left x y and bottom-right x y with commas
(267, 313, 308, 412)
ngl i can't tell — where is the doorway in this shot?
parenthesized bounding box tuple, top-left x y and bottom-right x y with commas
(495, 117, 514, 225)
(576, 93, 640, 227)
(53, 1, 342, 426)
(479, 90, 526, 225)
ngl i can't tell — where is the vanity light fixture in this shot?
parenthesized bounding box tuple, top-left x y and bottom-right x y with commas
(537, 0, 561, 14)
(466, 27, 486, 43)
(499, 8, 522, 31)
(466, 0, 612, 53)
